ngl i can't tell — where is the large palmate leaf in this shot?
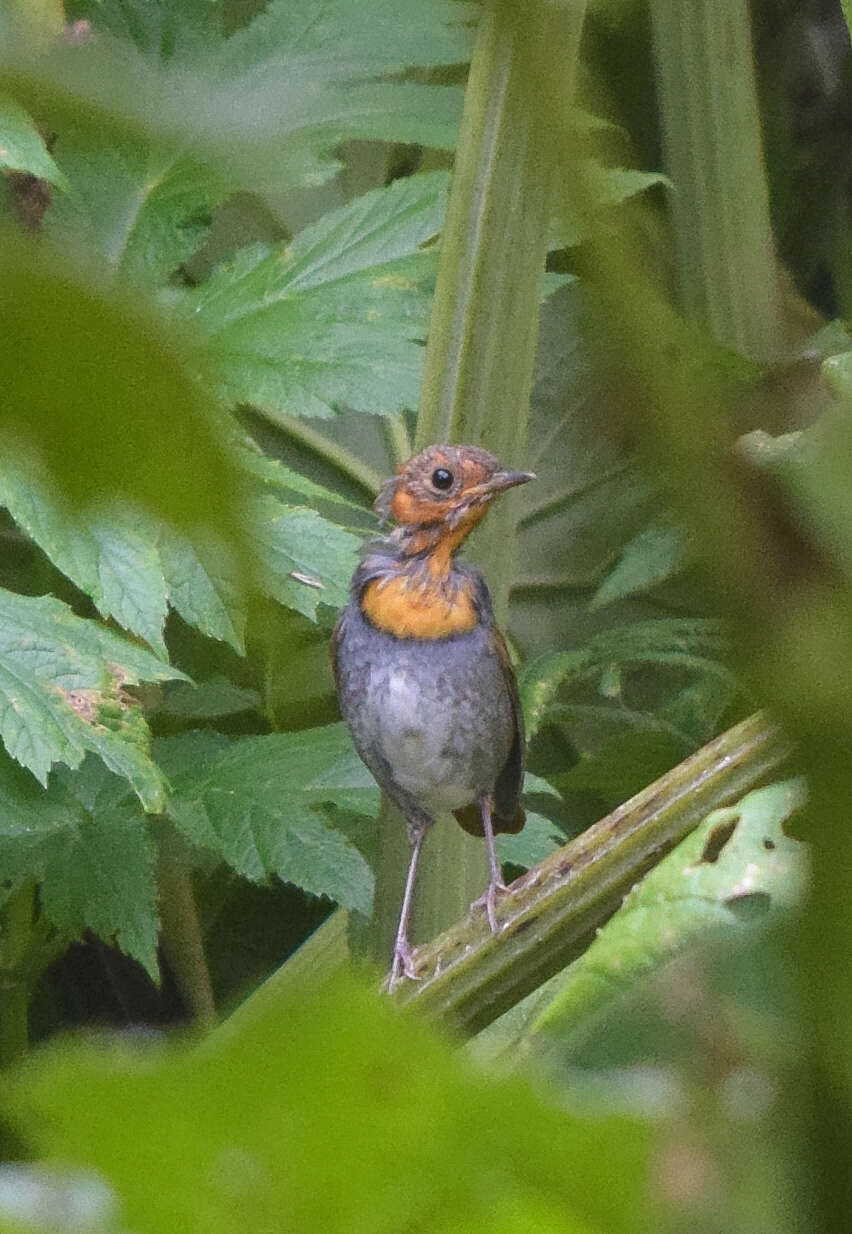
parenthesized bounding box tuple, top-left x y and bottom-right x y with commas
(180, 171, 448, 419)
(0, 0, 468, 200)
(0, 589, 182, 809)
(155, 724, 376, 914)
(0, 755, 159, 977)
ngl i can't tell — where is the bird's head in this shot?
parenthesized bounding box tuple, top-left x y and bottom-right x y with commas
(375, 444, 535, 545)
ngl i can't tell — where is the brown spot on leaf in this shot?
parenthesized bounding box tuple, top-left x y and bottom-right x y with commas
(699, 817, 738, 864)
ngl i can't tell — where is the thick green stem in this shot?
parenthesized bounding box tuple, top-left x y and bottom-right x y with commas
(650, 0, 785, 361)
(0, 880, 36, 1067)
(396, 712, 790, 1035)
(370, 0, 588, 968)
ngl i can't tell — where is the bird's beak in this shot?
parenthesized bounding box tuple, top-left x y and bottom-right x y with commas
(486, 469, 536, 493)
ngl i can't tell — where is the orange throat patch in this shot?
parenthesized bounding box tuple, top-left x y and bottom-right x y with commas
(361, 573, 477, 639)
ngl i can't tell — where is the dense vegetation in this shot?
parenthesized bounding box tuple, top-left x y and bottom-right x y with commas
(0, 0, 850, 1230)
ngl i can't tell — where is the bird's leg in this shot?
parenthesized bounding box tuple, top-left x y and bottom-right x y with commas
(473, 795, 508, 933)
(389, 817, 430, 990)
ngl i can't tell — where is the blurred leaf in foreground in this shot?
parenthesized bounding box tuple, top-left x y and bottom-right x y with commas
(5, 973, 653, 1234)
(0, 231, 242, 533)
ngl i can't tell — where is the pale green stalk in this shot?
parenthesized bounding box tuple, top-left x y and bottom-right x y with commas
(650, 0, 785, 361)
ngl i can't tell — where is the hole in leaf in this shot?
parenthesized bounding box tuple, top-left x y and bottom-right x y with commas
(725, 891, 771, 922)
(700, 817, 738, 864)
(763, 837, 775, 851)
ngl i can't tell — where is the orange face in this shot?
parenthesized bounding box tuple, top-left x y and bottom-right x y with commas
(377, 444, 534, 531)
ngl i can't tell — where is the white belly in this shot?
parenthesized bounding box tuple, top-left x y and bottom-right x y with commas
(375, 669, 474, 811)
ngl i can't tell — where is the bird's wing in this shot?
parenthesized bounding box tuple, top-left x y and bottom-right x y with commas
(491, 626, 526, 833)
(453, 626, 526, 837)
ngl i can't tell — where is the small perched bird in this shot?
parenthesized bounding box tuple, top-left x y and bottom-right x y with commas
(331, 443, 534, 986)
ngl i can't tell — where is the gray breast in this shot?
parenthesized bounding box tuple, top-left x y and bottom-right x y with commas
(335, 601, 514, 817)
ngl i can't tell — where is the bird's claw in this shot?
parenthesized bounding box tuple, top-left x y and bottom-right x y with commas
(472, 879, 509, 933)
(387, 937, 421, 992)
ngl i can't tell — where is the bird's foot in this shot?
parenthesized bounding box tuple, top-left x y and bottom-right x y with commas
(387, 937, 421, 992)
(472, 878, 509, 933)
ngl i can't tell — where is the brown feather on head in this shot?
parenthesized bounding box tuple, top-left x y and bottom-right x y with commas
(373, 443, 532, 531)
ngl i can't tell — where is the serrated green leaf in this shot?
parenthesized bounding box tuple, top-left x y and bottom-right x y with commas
(182, 172, 448, 419)
(238, 439, 365, 511)
(155, 724, 375, 913)
(156, 526, 245, 652)
(252, 498, 360, 622)
(40, 799, 160, 981)
(0, 754, 159, 975)
(0, 445, 246, 653)
(0, 2, 468, 201)
(520, 619, 732, 740)
(0, 589, 182, 809)
(78, 0, 223, 58)
(0, 91, 68, 186)
(528, 780, 807, 1045)
(0, 755, 81, 908)
(591, 518, 689, 609)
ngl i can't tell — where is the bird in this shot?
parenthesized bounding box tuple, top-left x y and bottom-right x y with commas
(331, 443, 535, 987)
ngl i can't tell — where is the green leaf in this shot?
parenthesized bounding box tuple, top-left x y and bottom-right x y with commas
(182, 172, 448, 419)
(0, 91, 67, 185)
(0, 754, 159, 976)
(77, 0, 223, 58)
(497, 812, 564, 869)
(223, 0, 473, 78)
(154, 677, 260, 720)
(552, 163, 668, 250)
(252, 498, 361, 622)
(520, 618, 732, 740)
(40, 787, 160, 981)
(155, 725, 376, 913)
(238, 440, 368, 517)
(156, 526, 245, 652)
(0, 589, 182, 809)
(0, 3, 467, 199)
(6, 973, 653, 1234)
(529, 780, 807, 1045)
(45, 135, 225, 289)
(591, 518, 689, 609)
(0, 449, 245, 655)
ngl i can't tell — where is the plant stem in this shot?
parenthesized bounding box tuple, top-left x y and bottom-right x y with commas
(268, 411, 383, 497)
(158, 861, 216, 1026)
(396, 712, 790, 1035)
(649, 0, 785, 361)
(0, 880, 36, 1067)
(369, 0, 588, 967)
(382, 414, 412, 468)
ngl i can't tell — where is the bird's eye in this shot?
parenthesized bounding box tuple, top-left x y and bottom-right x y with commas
(431, 467, 454, 491)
